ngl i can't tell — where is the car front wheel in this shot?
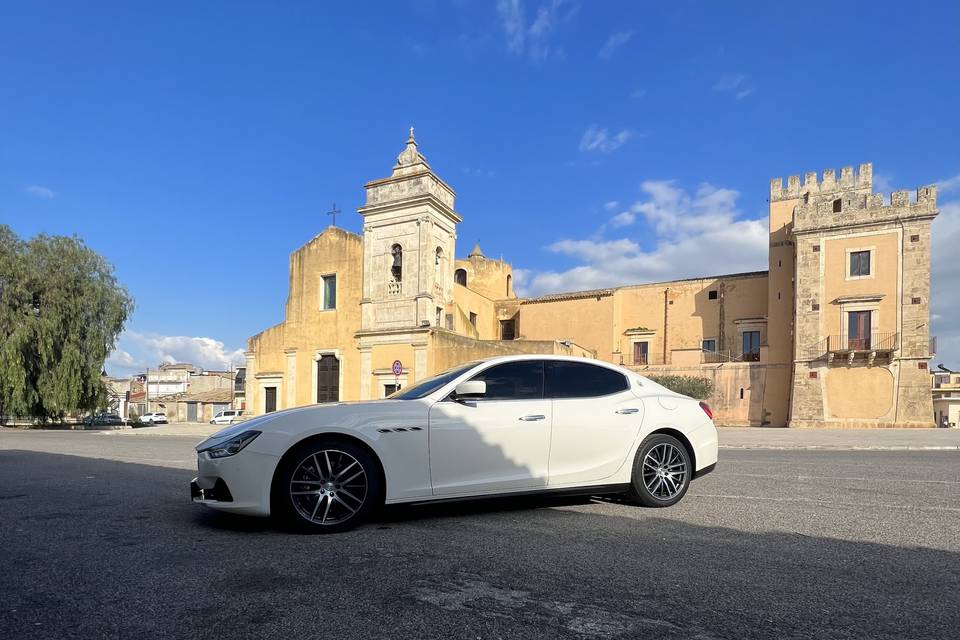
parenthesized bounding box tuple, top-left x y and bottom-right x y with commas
(272, 439, 383, 533)
(626, 433, 692, 507)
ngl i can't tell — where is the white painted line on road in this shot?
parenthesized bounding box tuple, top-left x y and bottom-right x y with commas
(719, 472, 960, 485)
(720, 445, 960, 451)
(690, 492, 960, 513)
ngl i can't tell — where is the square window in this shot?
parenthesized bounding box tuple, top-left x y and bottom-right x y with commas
(707, 290, 718, 300)
(701, 339, 716, 353)
(849, 250, 871, 277)
(832, 199, 842, 213)
(812, 245, 820, 252)
(812, 303, 820, 311)
(321, 275, 337, 310)
(912, 297, 921, 305)
(910, 234, 920, 242)
(809, 371, 818, 379)
(469, 312, 477, 327)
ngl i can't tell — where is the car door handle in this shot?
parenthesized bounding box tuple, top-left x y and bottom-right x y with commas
(616, 408, 640, 414)
(519, 414, 546, 421)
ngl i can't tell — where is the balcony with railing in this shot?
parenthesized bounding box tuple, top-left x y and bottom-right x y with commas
(811, 331, 899, 365)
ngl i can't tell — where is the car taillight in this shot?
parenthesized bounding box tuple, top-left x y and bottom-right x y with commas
(699, 401, 713, 420)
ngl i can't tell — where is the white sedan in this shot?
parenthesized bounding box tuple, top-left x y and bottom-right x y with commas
(191, 355, 718, 533)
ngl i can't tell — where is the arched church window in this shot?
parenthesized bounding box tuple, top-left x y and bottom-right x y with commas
(455, 269, 467, 286)
(506, 274, 512, 297)
(391, 244, 402, 283)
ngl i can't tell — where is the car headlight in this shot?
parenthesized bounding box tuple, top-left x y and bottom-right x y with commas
(202, 431, 261, 459)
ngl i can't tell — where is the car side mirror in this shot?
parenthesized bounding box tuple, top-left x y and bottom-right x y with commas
(453, 380, 486, 400)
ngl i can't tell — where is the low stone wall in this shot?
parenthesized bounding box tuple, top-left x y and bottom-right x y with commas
(627, 362, 791, 427)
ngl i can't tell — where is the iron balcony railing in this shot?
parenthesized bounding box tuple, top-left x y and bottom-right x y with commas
(825, 332, 898, 353)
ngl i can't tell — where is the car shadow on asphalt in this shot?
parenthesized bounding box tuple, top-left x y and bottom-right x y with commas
(190, 491, 596, 533)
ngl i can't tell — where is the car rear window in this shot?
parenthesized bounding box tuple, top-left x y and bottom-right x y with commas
(545, 361, 629, 399)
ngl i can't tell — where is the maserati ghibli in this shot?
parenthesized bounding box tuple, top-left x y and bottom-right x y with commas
(190, 355, 718, 533)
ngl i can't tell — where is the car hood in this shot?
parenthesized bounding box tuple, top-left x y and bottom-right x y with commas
(195, 400, 407, 450)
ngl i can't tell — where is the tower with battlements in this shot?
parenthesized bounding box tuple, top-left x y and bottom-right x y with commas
(769, 163, 939, 427)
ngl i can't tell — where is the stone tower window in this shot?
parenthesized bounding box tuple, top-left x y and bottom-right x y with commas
(832, 199, 842, 213)
(506, 274, 512, 297)
(391, 244, 403, 283)
(455, 269, 467, 286)
(708, 290, 718, 300)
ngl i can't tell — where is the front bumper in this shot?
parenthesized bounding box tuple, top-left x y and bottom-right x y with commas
(191, 448, 279, 517)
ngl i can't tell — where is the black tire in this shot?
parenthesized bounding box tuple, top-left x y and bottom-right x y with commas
(272, 438, 384, 533)
(625, 433, 692, 507)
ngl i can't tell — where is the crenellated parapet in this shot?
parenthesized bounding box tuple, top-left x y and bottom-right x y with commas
(770, 163, 873, 202)
(793, 182, 938, 234)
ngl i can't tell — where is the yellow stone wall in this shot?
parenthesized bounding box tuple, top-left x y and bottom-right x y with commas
(516, 273, 768, 368)
(820, 231, 900, 336)
(454, 256, 514, 301)
(247, 227, 364, 413)
(452, 284, 499, 339)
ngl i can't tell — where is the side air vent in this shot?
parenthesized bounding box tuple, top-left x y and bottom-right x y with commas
(377, 426, 423, 434)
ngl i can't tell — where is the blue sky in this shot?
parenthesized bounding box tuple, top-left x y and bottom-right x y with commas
(2, 0, 958, 374)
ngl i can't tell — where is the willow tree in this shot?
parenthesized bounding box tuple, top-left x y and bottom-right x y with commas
(0, 225, 134, 422)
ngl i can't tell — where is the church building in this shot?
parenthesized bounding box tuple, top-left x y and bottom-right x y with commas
(246, 130, 939, 427)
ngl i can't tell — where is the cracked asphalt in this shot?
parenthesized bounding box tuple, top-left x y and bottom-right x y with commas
(0, 430, 957, 639)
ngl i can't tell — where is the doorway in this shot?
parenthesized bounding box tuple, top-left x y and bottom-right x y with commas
(317, 355, 340, 403)
(264, 387, 277, 413)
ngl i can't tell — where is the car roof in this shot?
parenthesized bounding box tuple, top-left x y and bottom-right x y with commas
(466, 353, 632, 374)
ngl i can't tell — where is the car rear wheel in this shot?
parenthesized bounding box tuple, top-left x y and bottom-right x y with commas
(626, 433, 692, 507)
(273, 439, 383, 533)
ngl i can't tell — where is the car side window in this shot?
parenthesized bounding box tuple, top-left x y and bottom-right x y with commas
(545, 361, 629, 399)
(469, 361, 544, 400)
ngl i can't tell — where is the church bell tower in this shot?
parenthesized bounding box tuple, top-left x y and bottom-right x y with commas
(356, 128, 461, 333)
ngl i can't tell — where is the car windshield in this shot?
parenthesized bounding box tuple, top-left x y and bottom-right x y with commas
(389, 361, 481, 400)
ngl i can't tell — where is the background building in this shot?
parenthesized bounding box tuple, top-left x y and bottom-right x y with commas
(246, 132, 939, 427)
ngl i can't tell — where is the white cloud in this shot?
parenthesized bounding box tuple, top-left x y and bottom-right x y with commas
(603, 200, 620, 212)
(714, 73, 754, 98)
(106, 331, 245, 375)
(630, 88, 647, 99)
(931, 199, 960, 368)
(519, 180, 768, 295)
(598, 30, 633, 60)
(26, 185, 56, 199)
(107, 348, 144, 371)
(579, 125, 632, 153)
(496, 0, 575, 62)
(937, 174, 960, 194)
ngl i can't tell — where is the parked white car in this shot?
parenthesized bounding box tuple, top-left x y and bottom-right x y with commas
(140, 412, 168, 425)
(191, 355, 718, 533)
(210, 410, 245, 425)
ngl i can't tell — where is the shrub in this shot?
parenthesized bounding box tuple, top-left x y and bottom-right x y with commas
(646, 375, 714, 400)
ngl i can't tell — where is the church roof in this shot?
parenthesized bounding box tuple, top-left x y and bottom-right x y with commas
(468, 242, 485, 258)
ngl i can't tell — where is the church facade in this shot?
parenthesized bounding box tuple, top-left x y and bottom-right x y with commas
(246, 131, 939, 427)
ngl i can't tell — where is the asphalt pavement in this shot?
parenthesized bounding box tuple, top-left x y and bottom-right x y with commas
(0, 430, 957, 639)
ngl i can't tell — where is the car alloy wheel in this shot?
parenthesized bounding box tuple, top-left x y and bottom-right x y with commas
(289, 449, 368, 526)
(641, 442, 687, 500)
(273, 438, 383, 533)
(627, 433, 692, 507)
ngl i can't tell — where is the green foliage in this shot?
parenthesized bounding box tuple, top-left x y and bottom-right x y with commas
(647, 375, 714, 400)
(0, 225, 134, 422)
